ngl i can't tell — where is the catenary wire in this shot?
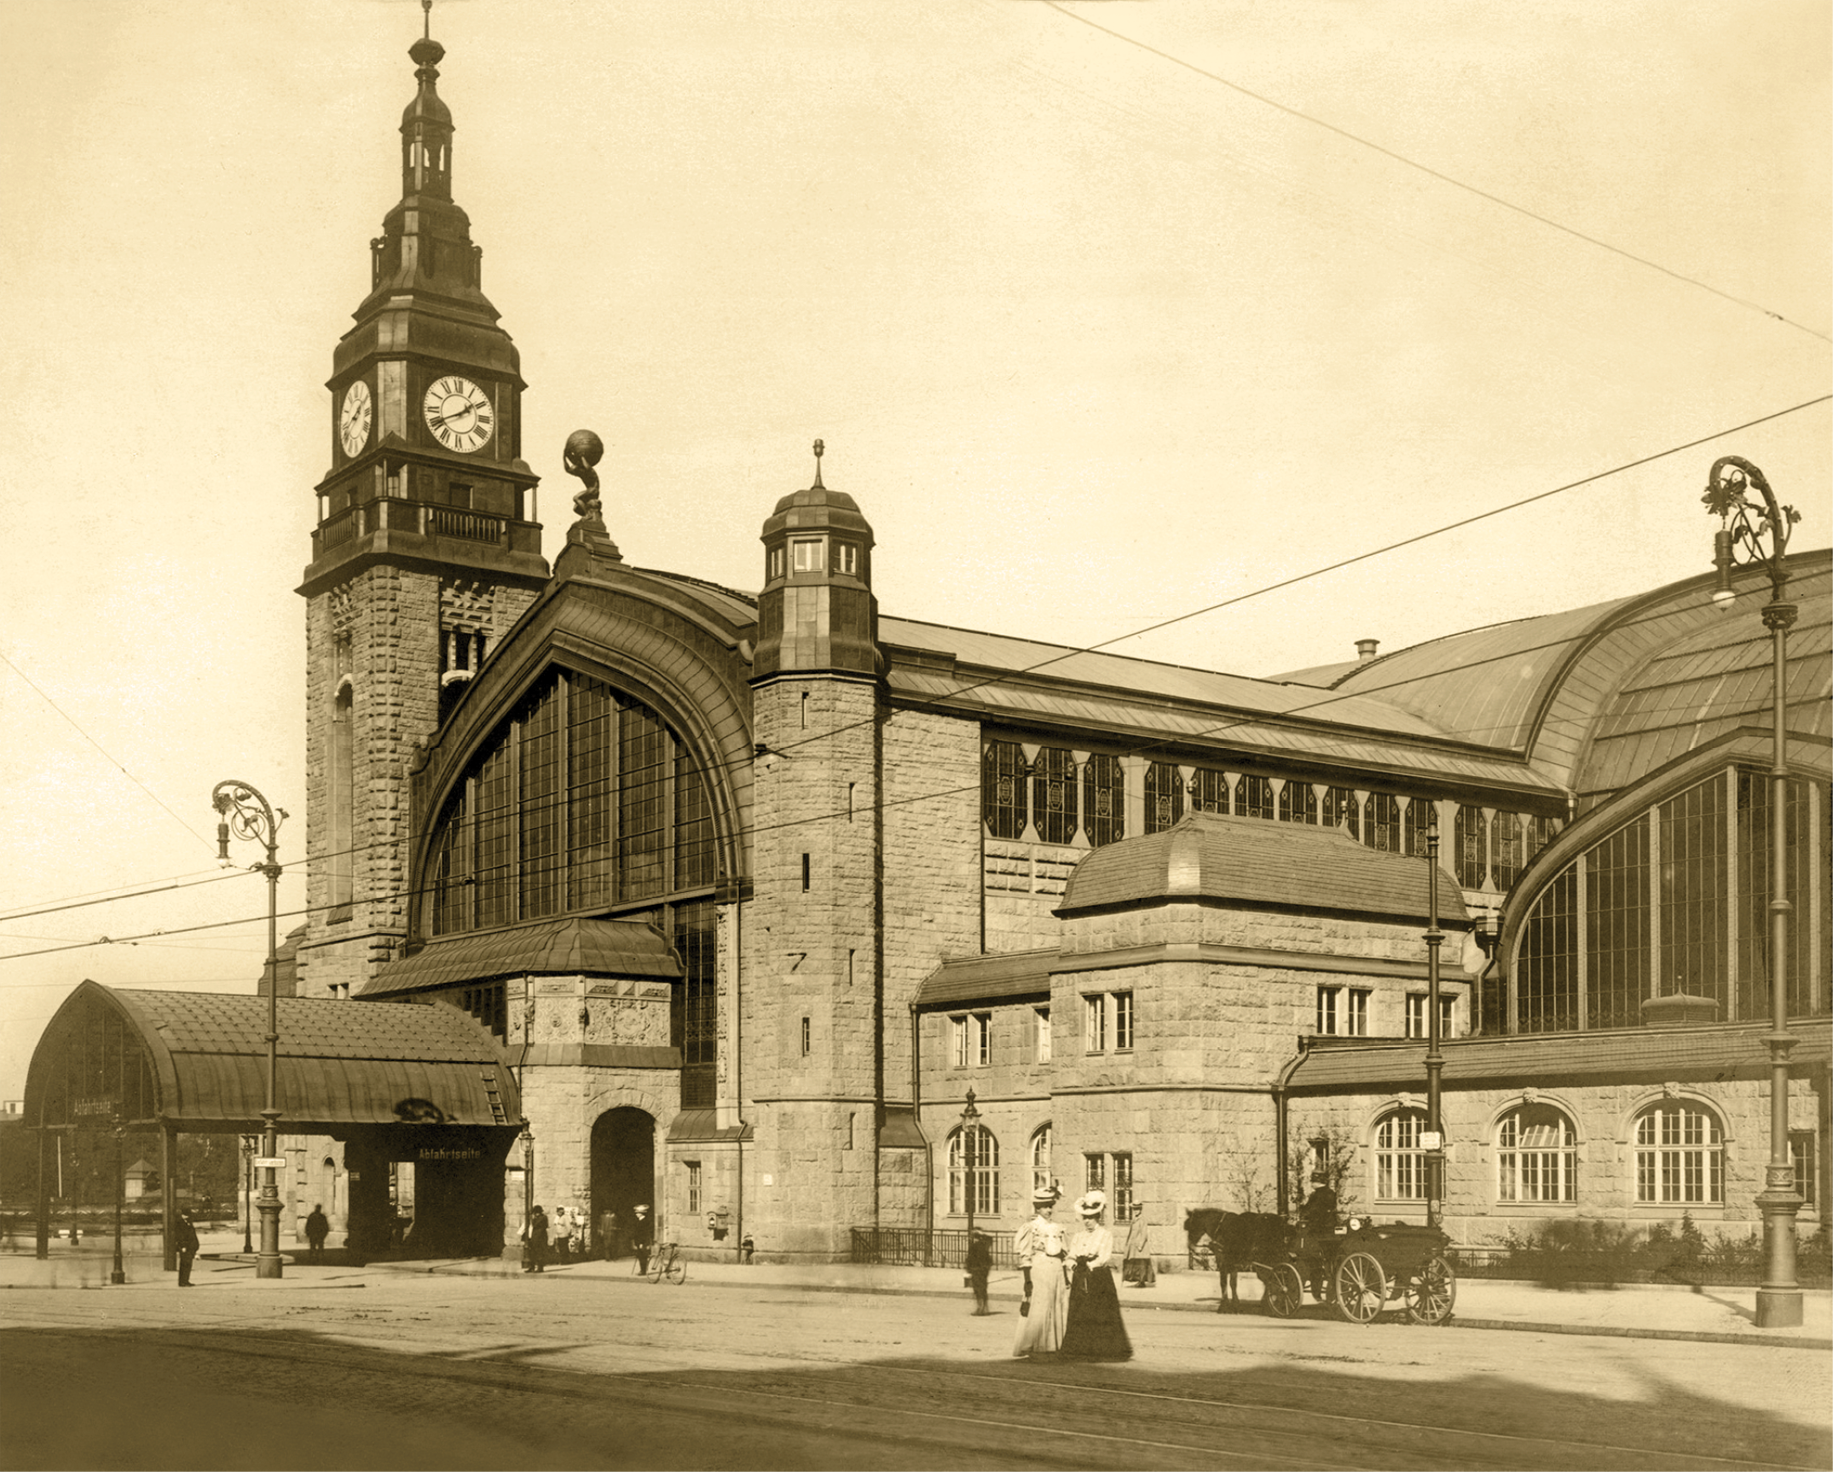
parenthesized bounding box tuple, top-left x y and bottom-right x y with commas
(1039, 1, 1832, 345)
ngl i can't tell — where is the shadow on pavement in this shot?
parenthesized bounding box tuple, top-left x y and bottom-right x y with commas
(3, 1321, 1828, 1472)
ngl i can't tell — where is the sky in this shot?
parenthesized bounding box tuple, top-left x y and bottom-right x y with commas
(2, 0, 1828, 1102)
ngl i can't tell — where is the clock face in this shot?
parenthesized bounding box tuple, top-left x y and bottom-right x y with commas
(423, 375, 494, 454)
(339, 380, 372, 458)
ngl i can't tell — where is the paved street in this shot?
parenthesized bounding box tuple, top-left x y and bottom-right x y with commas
(3, 1256, 1828, 1470)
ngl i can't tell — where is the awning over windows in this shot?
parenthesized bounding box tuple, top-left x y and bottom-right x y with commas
(359, 916, 682, 999)
(22, 980, 520, 1131)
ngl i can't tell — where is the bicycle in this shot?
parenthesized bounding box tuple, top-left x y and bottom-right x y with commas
(643, 1241, 686, 1284)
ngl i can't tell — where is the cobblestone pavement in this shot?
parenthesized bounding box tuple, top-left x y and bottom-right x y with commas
(3, 1262, 1829, 1470)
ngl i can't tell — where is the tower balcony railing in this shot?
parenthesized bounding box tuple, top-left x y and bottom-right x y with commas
(313, 498, 540, 560)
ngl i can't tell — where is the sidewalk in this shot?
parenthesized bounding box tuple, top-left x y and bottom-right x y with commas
(6, 1231, 1827, 1350)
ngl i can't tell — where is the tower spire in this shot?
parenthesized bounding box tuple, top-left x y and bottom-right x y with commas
(402, 7, 453, 202)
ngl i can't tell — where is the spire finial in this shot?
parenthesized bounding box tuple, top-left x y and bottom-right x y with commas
(423, 0, 433, 40)
(812, 438, 825, 489)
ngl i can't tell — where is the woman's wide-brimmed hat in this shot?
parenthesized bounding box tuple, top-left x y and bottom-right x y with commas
(1076, 1190, 1106, 1216)
(1031, 1185, 1060, 1206)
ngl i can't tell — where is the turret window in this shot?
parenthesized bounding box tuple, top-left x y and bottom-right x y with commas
(791, 538, 824, 573)
(834, 541, 858, 576)
(768, 547, 786, 581)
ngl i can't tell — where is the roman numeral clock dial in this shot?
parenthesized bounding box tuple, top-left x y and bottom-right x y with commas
(422, 375, 495, 453)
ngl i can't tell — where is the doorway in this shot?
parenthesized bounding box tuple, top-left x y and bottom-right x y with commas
(590, 1108, 655, 1259)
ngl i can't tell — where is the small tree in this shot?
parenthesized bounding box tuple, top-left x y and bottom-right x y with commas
(1288, 1121, 1359, 1218)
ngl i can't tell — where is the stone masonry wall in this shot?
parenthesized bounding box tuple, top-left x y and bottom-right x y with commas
(1291, 1074, 1825, 1246)
(743, 675, 882, 1258)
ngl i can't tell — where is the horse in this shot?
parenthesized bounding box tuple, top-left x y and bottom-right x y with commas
(1184, 1208, 1291, 1312)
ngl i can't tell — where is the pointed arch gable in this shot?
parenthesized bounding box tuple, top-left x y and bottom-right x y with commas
(408, 575, 756, 937)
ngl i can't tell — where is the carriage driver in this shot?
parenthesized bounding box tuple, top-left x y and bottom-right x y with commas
(1299, 1173, 1340, 1296)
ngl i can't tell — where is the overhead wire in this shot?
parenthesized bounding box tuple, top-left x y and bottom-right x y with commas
(1039, 1, 1832, 345)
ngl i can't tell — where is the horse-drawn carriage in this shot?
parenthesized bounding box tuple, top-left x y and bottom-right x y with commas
(1186, 1208, 1457, 1325)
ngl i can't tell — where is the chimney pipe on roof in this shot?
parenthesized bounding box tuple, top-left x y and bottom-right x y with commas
(1355, 639, 1379, 662)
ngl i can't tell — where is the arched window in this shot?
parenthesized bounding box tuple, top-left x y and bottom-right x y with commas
(1032, 747, 1078, 845)
(1030, 1124, 1052, 1195)
(982, 740, 1028, 840)
(1236, 774, 1275, 821)
(1144, 763, 1184, 834)
(1374, 1108, 1428, 1201)
(1497, 1103, 1577, 1202)
(1635, 1102, 1723, 1205)
(1278, 779, 1314, 825)
(948, 1124, 999, 1216)
(427, 668, 716, 935)
(1402, 796, 1433, 856)
(1083, 754, 1125, 847)
(329, 679, 354, 915)
(1322, 786, 1360, 839)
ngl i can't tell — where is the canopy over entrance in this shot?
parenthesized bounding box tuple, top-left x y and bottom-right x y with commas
(24, 980, 520, 1132)
(23, 982, 524, 1266)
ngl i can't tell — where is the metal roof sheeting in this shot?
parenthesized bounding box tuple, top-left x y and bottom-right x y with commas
(1285, 1018, 1831, 1094)
(1060, 813, 1469, 926)
(916, 949, 1057, 1009)
(76, 983, 519, 1129)
(360, 917, 681, 998)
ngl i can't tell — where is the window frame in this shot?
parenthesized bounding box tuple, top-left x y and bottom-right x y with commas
(1113, 991, 1134, 1051)
(1375, 1108, 1429, 1202)
(1084, 993, 1108, 1054)
(1634, 1102, 1724, 1206)
(1496, 1103, 1578, 1204)
(948, 1124, 999, 1217)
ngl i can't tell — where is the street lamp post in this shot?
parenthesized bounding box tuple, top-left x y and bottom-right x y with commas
(1704, 455, 1804, 1330)
(960, 1090, 981, 1249)
(1423, 815, 1446, 1232)
(214, 780, 288, 1281)
(241, 1134, 256, 1254)
(519, 1124, 535, 1238)
(110, 1119, 126, 1286)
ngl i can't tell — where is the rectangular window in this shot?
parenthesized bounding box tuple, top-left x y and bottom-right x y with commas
(767, 546, 786, 580)
(1034, 1007, 1051, 1063)
(950, 1015, 968, 1068)
(1346, 989, 1370, 1037)
(834, 542, 858, 575)
(1084, 994, 1107, 1053)
(1084, 1153, 1106, 1193)
(1113, 991, 1134, 1051)
(974, 1012, 991, 1067)
(1112, 1153, 1134, 1222)
(800, 1016, 811, 1056)
(1407, 994, 1454, 1039)
(791, 538, 824, 573)
(686, 1161, 702, 1215)
(1316, 986, 1340, 1036)
(1790, 1131, 1818, 1211)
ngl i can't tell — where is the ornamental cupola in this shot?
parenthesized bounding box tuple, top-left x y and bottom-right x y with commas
(401, 35, 454, 202)
(753, 441, 880, 681)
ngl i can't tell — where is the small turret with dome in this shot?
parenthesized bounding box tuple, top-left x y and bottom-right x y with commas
(754, 441, 879, 680)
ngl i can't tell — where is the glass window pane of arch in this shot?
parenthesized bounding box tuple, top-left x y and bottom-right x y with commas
(949, 1124, 999, 1216)
(1236, 775, 1275, 820)
(1635, 1103, 1723, 1204)
(1188, 767, 1228, 815)
(1586, 821, 1649, 1030)
(1659, 779, 1727, 1010)
(1497, 1102, 1576, 1202)
(1364, 793, 1401, 852)
(1491, 813, 1526, 890)
(1032, 747, 1078, 845)
(1517, 865, 1578, 1034)
(1278, 780, 1314, 825)
(1030, 1124, 1052, 1193)
(1084, 754, 1125, 847)
(982, 739, 1028, 840)
(1322, 786, 1360, 840)
(1376, 1109, 1428, 1200)
(1455, 805, 1488, 888)
(1144, 762, 1184, 834)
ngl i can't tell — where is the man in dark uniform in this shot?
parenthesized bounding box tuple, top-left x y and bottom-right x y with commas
(631, 1204, 654, 1275)
(175, 1210, 200, 1287)
(304, 1204, 330, 1263)
(1299, 1175, 1339, 1297)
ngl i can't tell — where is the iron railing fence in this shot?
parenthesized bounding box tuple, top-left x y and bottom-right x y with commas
(850, 1227, 1021, 1271)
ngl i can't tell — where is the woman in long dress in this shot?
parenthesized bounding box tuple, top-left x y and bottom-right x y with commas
(1059, 1190, 1133, 1360)
(1012, 1187, 1069, 1356)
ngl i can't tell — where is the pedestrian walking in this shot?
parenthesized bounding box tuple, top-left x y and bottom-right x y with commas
(598, 1206, 618, 1261)
(557, 1205, 576, 1263)
(965, 1230, 993, 1315)
(1121, 1203, 1155, 1287)
(304, 1204, 330, 1264)
(1059, 1191, 1132, 1360)
(1011, 1186, 1068, 1357)
(175, 1210, 200, 1288)
(521, 1204, 549, 1273)
(631, 1204, 654, 1274)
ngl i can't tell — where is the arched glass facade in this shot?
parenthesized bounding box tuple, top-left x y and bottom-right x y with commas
(1508, 770, 1828, 1034)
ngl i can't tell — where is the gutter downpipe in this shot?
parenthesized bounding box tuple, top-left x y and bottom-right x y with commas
(733, 899, 745, 1265)
(911, 1002, 933, 1267)
(1274, 1044, 1310, 1220)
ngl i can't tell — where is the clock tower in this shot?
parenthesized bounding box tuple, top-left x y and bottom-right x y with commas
(296, 17, 548, 999)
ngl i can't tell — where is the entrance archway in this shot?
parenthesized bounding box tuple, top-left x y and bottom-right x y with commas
(590, 1108, 655, 1258)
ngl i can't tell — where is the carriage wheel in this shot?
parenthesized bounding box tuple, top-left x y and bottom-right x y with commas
(1404, 1254, 1455, 1324)
(1263, 1263, 1303, 1319)
(1333, 1252, 1388, 1324)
